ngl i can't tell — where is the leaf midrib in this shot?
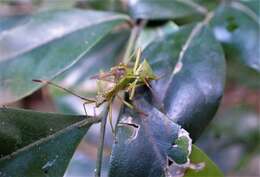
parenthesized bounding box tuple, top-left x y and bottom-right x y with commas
(0, 117, 99, 162)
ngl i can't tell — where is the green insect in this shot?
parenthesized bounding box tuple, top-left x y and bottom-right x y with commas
(33, 48, 157, 131)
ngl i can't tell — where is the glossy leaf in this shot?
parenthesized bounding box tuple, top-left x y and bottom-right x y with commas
(128, 0, 208, 20)
(0, 108, 98, 177)
(50, 30, 130, 115)
(109, 98, 222, 177)
(211, 1, 260, 72)
(0, 9, 129, 105)
(143, 23, 226, 140)
(54, 30, 130, 90)
(109, 98, 181, 177)
(184, 145, 224, 177)
(136, 22, 179, 50)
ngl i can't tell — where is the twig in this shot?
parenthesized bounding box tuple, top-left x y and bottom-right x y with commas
(95, 108, 109, 177)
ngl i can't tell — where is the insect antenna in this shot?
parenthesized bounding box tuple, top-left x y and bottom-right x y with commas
(32, 79, 95, 103)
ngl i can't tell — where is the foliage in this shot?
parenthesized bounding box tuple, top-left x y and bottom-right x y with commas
(0, 0, 258, 177)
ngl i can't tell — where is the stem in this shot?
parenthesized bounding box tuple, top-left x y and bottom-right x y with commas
(122, 20, 147, 64)
(95, 108, 109, 177)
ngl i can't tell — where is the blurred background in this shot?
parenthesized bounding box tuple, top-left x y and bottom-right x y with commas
(0, 0, 259, 177)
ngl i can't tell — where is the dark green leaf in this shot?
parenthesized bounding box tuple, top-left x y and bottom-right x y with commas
(0, 108, 98, 177)
(143, 23, 226, 140)
(185, 145, 224, 177)
(211, 1, 260, 71)
(0, 9, 129, 105)
(128, 0, 208, 20)
(109, 98, 181, 177)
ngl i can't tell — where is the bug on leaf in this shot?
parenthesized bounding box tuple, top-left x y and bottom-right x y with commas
(33, 48, 158, 132)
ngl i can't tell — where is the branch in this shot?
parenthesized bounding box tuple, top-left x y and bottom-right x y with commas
(95, 108, 109, 177)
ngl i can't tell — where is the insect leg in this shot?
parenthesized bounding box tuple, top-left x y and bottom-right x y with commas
(32, 79, 95, 102)
(133, 48, 141, 74)
(108, 101, 115, 134)
(141, 77, 152, 90)
(83, 102, 88, 116)
(116, 95, 134, 109)
(142, 78, 165, 112)
(129, 78, 139, 100)
(83, 100, 96, 116)
(116, 95, 148, 117)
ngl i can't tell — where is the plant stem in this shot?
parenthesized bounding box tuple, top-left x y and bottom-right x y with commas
(122, 20, 147, 64)
(95, 108, 109, 177)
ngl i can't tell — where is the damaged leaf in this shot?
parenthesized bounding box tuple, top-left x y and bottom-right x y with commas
(168, 129, 191, 165)
(109, 98, 181, 177)
(109, 98, 206, 177)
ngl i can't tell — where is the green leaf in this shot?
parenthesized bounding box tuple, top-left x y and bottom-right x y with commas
(109, 98, 181, 177)
(239, 0, 260, 17)
(85, 0, 126, 12)
(211, 1, 260, 72)
(54, 29, 130, 89)
(128, 0, 208, 20)
(0, 108, 98, 177)
(143, 23, 226, 140)
(50, 29, 130, 114)
(167, 146, 188, 164)
(0, 15, 29, 32)
(0, 9, 129, 105)
(185, 145, 224, 177)
(136, 22, 179, 50)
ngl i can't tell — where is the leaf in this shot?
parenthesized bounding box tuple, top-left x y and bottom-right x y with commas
(50, 30, 130, 114)
(0, 9, 129, 105)
(210, 1, 260, 72)
(0, 15, 29, 32)
(239, 0, 260, 17)
(109, 98, 222, 177)
(84, 0, 126, 12)
(128, 0, 208, 20)
(54, 29, 130, 90)
(143, 23, 226, 140)
(0, 108, 98, 177)
(109, 98, 182, 177)
(136, 22, 179, 50)
(184, 145, 224, 177)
